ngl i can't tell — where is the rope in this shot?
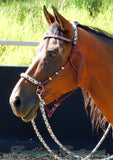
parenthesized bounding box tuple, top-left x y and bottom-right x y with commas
(31, 119, 63, 160)
(31, 96, 88, 160)
(31, 94, 113, 160)
(39, 101, 85, 160)
(85, 123, 111, 159)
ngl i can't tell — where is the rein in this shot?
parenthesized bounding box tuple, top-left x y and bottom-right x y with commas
(20, 22, 113, 159)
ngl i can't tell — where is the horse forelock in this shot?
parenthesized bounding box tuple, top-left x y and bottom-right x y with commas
(49, 22, 64, 35)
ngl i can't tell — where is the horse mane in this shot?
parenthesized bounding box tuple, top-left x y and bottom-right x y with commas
(81, 88, 107, 132)
(74, 22, 112, 131)
(75, 21, 113, 42)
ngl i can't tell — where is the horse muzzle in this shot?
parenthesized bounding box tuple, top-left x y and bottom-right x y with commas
(9, 79, 39, 122)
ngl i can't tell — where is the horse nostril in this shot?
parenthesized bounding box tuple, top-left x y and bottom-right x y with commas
(13, 96, 21, 108)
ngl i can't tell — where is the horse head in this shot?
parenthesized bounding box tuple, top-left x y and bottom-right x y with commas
(9, 6, 81, 122)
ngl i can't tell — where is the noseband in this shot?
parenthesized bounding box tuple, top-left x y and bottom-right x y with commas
(21, 22, 82, 117)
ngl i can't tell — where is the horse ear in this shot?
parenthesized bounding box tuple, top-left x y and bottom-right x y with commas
(52, 6, 70, 31)
(43, 5, 55, 25)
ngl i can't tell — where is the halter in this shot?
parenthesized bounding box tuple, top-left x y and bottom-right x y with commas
(21, 22, 82, 117)
(20, 22, 113, 160)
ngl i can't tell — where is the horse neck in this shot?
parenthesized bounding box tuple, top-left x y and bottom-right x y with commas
(76, 27, 113, 125)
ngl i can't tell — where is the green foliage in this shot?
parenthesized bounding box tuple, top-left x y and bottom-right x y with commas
(85, 0, 102, 17)
(0, 0, 113, 65)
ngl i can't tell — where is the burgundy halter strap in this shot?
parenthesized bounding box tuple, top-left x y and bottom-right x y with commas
(21, 22, 82, 118)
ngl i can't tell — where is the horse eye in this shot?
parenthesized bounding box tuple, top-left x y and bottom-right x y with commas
(47, 50, 58, 60)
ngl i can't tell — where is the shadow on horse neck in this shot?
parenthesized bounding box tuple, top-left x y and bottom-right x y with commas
(76, 22, 113, 131)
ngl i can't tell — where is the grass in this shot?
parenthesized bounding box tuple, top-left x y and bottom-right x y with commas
(0, 0, 113, 65)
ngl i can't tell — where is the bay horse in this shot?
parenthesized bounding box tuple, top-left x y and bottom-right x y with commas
(9, 6, 113, 130)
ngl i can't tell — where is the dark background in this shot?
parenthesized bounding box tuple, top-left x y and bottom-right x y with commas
(0, 66, 113, 155)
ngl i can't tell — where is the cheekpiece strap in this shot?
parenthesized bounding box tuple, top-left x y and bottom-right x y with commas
(71, 22, 77, 46)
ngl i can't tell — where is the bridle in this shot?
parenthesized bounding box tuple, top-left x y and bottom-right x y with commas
(21, 22, 82, 117)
